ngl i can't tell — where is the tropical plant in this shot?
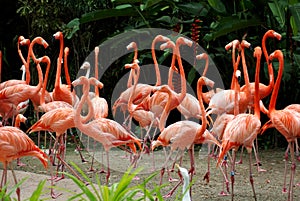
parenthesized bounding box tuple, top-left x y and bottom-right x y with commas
(62, 162, 166, 201)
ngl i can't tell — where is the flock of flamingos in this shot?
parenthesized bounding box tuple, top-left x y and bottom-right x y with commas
(0, 29, 299, 201)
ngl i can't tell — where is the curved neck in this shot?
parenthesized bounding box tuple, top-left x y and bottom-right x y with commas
(262, 31, 276, 95)
(64, 47, 71, 87)
(40, 57, 51, 105)
(167, 45, 176, 89)
(240, 45, 250, 97)
(254, 50, 261, 119)
(231, 54, 241, 90)
(35, 62, 44, 95)
(202, 56, 209, 77)
(128, 65, 140, 113)
(55, 35, 64, 88)
(196, 77, 207, 138)
(175, 42, 186, 103)
(269, 52, 284, 113)
(75, 79, 94, 132)
(151, 37, 161, 86)
(17, 38, 29, 83)
(95, 48, 99, 96)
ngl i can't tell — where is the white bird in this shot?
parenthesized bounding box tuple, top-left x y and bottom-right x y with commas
(175, 164, 191, 201)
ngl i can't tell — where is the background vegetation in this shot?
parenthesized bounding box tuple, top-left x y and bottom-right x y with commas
(1, 0, 300, 149)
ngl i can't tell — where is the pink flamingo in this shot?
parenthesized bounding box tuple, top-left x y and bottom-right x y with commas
(52, 31, 76, 106)
(151, 76, 220, 197)
(73, 76, 142, 184)
(0, 125, 48, 201)
(217, 47, 263, 201)
(112, 35, 169, 119)
(241, 30, 281, 105)
(261, 50, 300, 201)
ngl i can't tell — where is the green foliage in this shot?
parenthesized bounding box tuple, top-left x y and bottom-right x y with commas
(0, 177, 46, 201)
(62, 162, 166, 201)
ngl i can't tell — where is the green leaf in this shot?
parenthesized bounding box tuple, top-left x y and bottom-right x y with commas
(144, 0, 165, 9)
(29, 179, 46, 201)
(268, 0, 287, 28)
(289, 3, 300, 35)
(177, 2, 208, 16)
(208, 0, 226, 14)
(80, 7, 139, 24)
(115, 4, 132, 9)
(65, 18, 80, 39)
(203, 16, 263, 42)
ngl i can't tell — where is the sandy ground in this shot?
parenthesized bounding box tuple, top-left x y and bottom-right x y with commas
(1, 143, 300, 201)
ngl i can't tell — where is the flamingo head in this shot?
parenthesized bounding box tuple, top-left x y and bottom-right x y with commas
(160, 40, 175, 50)
(266, 30, 282, 41)
(154, 35, 170, 44)
(80, 61, 91, 70)
(95, 46, 99, 54)
(89, 77, 104, 90)
(225, 39, 240, 51)
(53, 31, 63, 40)
(196, 53, 208, 61)
(124, 62, 140, 70)
(241, 40, 251, 49)
(72, 76, 88, 87)
(126, 42, 137, 50)
(64, 47, 69, 56)
(16, 114, 27, 124)
(176, 37, 193, 47)
(32, 37, 49, 49)
(268, 50, 283, 62)
(20, 65, 25, 71)
(151, 140, 163, 151)
(253, 46, 262, 58)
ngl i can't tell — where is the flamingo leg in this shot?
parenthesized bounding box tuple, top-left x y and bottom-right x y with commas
(105, 151, 110, 184)
(231, 150, 236, 201)
(236, 146, 243, 164)
(9, 163, 21, 201)
(0, 163, 8, 195)
(70, 128, 87, 163)
(283, 144, 289, 193)
(218, 157, 230, 196)
(248, 150, 257, 201)
(203, 145, 211, 183)
(288, 141, 296, 201)
(252, 142, 266, 172)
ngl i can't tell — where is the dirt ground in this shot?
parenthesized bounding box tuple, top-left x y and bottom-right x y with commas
(2, 141, 300, 201)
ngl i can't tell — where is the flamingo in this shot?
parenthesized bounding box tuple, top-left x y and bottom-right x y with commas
(73, 76, 142, 184)
(27, 79, 100, 181)
(0, 125, 48, 201)
(0, 36, 30, 91)
(206, 40, 250, 115)
(87, 47, 109, 172)
(27, 36, 53, 121)
(217, 46, 264, 201)
(112, 35, 170, 119)
(155, 36, 192, 132)
(52, 31, 76, 106)
(0, 58, 43, 126)
(151, 76, 220, 187)
(241, 30, 281, 110)
(260, 50, 300, 201)
(91, 46, 108, 119)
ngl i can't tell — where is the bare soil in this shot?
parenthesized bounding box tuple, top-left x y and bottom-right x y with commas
(2, 140, 300, 201)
